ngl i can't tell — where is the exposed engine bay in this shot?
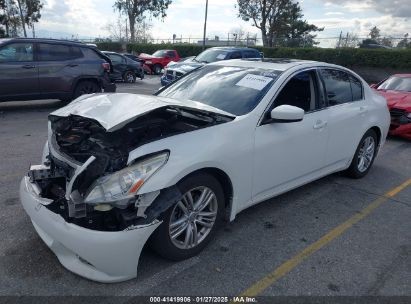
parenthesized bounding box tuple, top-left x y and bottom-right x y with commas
(28, 106, 233, 231)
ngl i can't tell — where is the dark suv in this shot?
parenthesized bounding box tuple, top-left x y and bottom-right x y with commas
(0, 38, 116, 102)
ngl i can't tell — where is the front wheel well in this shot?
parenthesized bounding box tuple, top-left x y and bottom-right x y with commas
(178, 168, 233, 220)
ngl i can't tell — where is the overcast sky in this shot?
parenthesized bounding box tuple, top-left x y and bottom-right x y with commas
(36, 0, 411, 46)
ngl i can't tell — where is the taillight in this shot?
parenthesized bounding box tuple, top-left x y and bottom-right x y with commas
(102, 62, 110, 72)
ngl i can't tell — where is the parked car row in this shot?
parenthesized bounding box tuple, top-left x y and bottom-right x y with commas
(160, 46, 263, 86)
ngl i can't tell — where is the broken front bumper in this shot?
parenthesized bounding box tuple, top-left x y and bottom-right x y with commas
(389, 123, 411, 140)
(20, 176, 160, 283)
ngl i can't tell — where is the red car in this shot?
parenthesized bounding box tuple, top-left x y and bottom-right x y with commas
(371, 74, 411, 140)
(139, 50, 181, 75)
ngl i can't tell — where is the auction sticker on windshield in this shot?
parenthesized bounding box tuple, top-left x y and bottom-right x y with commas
(236, 74, 274, 91)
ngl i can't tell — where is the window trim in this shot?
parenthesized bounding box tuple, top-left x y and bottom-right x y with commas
(258, 67, 325, 126)
(318, 67, 364, 108)
(0, 42, 34, 63)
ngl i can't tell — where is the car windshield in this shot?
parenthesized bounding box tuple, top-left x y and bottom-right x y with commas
(152, 50, 168, 57)
(194, 49, 229, 63)
(378, 76, 411, 92)
(158, 65, 281, 116)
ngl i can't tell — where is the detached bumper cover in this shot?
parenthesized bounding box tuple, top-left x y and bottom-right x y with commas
(20, 176, 160, 283)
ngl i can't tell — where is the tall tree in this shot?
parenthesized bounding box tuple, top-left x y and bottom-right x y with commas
(369, 26, 380, 41)
(236, 0, 322, 47)
(0, 0, 41, 37)
(114, 0, 171, 42)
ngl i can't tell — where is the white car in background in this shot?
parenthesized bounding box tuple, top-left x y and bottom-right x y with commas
(20, 59, 390, 283)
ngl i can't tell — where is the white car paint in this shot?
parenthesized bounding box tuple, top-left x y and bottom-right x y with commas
(20, 59, 390, 282)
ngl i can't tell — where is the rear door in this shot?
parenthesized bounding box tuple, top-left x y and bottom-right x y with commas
(37, 43, 83, 96)
(0, 42, 39, 100)
(319, 68, 367, 167)
(107, 53, 127, 80)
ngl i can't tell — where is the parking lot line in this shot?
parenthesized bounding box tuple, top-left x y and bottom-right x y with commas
(238, 178, 411, 297)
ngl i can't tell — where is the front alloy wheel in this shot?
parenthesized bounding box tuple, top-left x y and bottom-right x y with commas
(150, 173, 224, 261)
(169, 186, 218, 249)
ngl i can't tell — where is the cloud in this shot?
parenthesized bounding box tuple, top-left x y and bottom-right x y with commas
(322, 0, 411, 18)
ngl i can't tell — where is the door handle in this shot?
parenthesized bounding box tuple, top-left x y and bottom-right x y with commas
(67, 63, 78, 67)
(22, 65, 35, 69)
(313, 120, 327, 129)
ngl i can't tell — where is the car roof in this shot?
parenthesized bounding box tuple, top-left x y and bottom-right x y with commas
(0, 37, 91, 48)
(208, 46, 259, 52)
(210, 58, 319, 72)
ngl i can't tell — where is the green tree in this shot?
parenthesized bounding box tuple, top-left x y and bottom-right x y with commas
(236, 0, 322, 47)
(0, 0, 41, 37)
(114, 0, 172, 42)
(369, 26, 380, 40)
(397, 33, 410, 48)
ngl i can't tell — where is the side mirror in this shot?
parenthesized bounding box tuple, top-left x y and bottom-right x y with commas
(269, 105, 304, 123)
(370, 83, 377, 89)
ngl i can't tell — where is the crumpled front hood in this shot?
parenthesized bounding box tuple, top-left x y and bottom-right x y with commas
(51, 93, 235, 132)
(376, 90, 411, 110)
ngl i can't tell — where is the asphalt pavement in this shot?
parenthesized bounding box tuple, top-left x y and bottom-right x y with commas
(0, 75, 410, 299)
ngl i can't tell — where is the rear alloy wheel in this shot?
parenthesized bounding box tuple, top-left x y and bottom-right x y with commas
(73, 81, 101, 99)
(123, 71, 136, 83)
(150, 173, 224, 261)
(153, 64, 163, 75)
(345, 129, 378, 178)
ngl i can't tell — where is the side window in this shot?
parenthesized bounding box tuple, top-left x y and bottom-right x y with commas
(167, 51, 175, 58)
(109, 54, 124, 64)
(350, 75, 363, 101)
(320, 69, 353, 105)
(38, 44, 72, 61)
(273, 70, 318, 112)
(243, 51, 259, 58)
(229, 52, 242, 59)
(70, 46, 84, 59)
(0, 43, 33, 62)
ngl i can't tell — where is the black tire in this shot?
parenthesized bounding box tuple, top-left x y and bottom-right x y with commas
(150, 173, 225, 261)
(123, 71, 136, 83)
(73, 80, 101, 99)
(153, 64, 163, 75)
(345, 129, 378, 179)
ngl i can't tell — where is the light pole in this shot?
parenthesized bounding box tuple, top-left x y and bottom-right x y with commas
(202, 0, 209, 50)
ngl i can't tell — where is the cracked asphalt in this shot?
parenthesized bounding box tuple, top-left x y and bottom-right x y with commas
(0, 76, 410, 299)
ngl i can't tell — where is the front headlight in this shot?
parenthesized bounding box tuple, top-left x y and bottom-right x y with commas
(84, 152, 169, 204)
(145, 60, 152, 65)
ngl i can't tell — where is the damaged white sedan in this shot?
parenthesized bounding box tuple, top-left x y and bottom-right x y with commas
(20, 59, 390, 283)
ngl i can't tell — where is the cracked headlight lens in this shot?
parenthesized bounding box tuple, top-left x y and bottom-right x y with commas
(84, 152, 169, 204)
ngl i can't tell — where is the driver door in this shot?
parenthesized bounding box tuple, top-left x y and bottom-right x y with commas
(252, 69, 330, 204)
